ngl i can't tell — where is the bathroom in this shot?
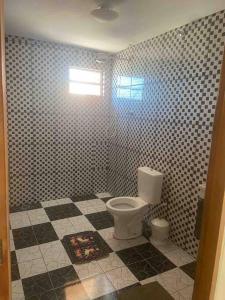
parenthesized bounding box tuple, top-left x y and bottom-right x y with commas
(1, 0, 225, 299)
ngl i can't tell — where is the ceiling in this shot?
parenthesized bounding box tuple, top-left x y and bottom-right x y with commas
(5, 0, 225, 52)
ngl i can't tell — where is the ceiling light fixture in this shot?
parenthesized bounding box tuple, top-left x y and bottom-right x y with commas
(91, 1, 119, 22)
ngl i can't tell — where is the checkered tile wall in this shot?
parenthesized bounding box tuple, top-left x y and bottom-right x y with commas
(107, 10, 225, 257)
(6, 9, 225, 259)
(5, 36, 112, 207)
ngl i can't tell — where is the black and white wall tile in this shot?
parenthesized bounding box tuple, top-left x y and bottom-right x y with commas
(6, 9, 225, 259)
(107, 10, 225, 257)
(6, 36, 112, 207)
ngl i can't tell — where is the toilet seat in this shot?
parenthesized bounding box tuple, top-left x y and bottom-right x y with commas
(106, 197, 147, 216)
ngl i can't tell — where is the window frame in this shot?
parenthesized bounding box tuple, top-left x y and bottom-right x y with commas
(69, 67, 103, 97)
(116, 75, 144, 101)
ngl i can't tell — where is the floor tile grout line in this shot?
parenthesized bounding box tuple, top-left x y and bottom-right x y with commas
(104, 271, 126, 291)
(11, 201, 195, 299)
(140, 269, 194, 296)
(175, 281, 194, 289)
(13, 231, 180, 265)
(173, 282, 194, 294)
(14, 248, 192, 284)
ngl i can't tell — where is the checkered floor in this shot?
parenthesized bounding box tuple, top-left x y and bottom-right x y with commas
(10, 194, 196, 300)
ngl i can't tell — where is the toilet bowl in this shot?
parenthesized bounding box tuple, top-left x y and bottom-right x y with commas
(106, 167, 163, 240)
(106, 197, 148, 239)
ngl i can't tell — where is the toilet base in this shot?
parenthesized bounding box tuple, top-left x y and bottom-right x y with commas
(113, 233, 142, 240)
(114, 232, 142, 240)
(113, 216, 143, 240)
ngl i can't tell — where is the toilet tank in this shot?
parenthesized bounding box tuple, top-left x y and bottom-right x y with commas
(138, 167, 163, 204)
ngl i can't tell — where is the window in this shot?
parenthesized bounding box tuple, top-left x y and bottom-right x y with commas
(69, 68, 102, 96)
(116, 76, 144, 101)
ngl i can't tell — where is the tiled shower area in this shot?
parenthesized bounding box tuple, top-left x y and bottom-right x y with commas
(6, 8, 225, 300)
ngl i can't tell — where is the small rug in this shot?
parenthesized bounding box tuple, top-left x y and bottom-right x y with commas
(63, 231, 109, 264)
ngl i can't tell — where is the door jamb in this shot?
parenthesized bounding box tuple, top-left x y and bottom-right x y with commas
(193, 47, 225, 299)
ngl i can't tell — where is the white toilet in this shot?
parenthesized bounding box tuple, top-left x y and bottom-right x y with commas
(106, 167, 163, 240)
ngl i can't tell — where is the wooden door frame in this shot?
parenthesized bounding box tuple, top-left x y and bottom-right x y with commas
(0, 0, 11, 299)
(193, 47, 225, 299)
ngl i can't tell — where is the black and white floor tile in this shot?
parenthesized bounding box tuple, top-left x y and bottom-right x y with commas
(10, 195, 195, 300)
